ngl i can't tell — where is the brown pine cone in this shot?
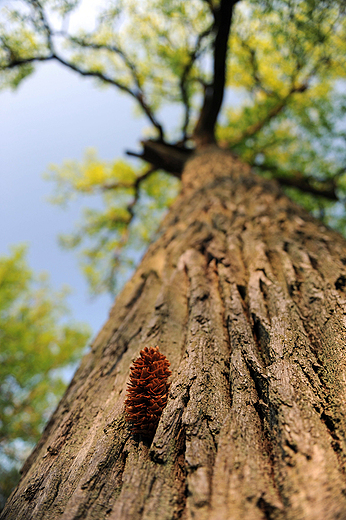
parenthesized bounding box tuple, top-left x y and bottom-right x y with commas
(125, 346, 172, 439)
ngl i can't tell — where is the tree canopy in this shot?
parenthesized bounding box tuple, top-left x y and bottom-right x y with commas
(0, 246, 90, 508)
(1, 0, 346, 295)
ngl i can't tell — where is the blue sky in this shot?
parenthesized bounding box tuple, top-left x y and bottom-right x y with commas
(0, 60, 146, 336)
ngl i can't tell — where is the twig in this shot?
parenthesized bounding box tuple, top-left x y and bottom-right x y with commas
(228, 83, 308, 147)
(67, 37, 165, 140)
(2, 2, 165, 140)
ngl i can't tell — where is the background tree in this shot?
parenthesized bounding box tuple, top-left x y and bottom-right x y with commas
(1, 0, 346, 518)
(0, 246, 90, 509)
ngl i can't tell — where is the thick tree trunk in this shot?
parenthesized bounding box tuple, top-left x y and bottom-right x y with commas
(3, 148, 346, 520)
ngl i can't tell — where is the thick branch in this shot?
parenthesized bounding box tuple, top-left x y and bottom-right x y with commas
(255, 164, 338, 201)
(193, 0, 240, 146)
(179, 24, 214, 141)
(126, 139, 193, 175)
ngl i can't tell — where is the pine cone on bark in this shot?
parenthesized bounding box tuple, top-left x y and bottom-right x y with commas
(125, 346, 172, 439)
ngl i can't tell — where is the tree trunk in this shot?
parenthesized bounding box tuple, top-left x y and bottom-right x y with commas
(3, 148, 346, 520)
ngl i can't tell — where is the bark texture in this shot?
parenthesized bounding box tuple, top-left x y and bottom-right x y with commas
(2, 148, 346, 520)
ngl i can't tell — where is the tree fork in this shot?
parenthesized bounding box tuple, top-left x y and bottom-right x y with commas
(126, 139, 193, 176)
(2, 148, 346, 520)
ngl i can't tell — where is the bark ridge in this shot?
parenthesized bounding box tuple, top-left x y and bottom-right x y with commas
(3, 149, 346, 520)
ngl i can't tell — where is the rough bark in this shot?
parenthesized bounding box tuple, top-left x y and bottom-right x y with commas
(2, 148, 346, 520)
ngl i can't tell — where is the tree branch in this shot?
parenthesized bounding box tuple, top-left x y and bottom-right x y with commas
(179, 24, 214, 141)
(66, 37, 165, 140)
(255, 164, 338, 201)
(126, 167, 157, 218)
(1, 2, 165, 140)
(100, 167, 156, 193)
(126, 139, 193, 175)
(69, 38, 142, 87)
(30, 0, 54, 51)
(238, 38, 275, 96)
(193, 0, 240, 146)
(3, 48, 165, 140)
(0, 54, 55, 68)
(228, 83, 308, 147)
(101, 166, 158, 275)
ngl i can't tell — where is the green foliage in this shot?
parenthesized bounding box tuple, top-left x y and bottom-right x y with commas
(1, 0, 346, 290)
(46, 151, 180, 294)
(0, 246, 90, 508)
(0, 0, 214, 135)
(0, 2, 49, 90)
(218, 0, 346, 230)
(219, 86, 346, 231)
